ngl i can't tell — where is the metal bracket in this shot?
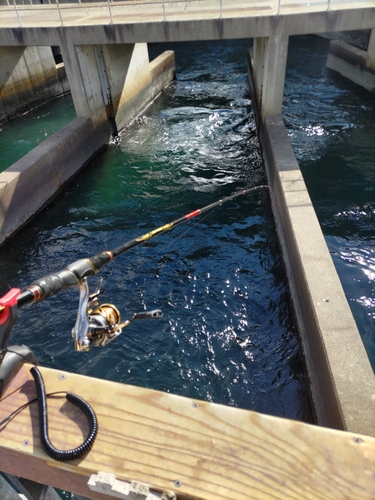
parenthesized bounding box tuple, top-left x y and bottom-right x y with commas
(88, 472, 176, 500)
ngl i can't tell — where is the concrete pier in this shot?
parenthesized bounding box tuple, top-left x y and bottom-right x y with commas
(0, 0, 375, 441)
(252, 30, 289, 122)
(0, 48, 175, 244)
(59, 42, 175, 137)
(247, 51, 375, 435)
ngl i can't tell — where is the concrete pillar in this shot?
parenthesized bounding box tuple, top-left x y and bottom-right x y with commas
(59, 41, 173, 138)
(251, 31, 289, 122)
(58, 43, 91, 119)
(100, 43, 152, 132)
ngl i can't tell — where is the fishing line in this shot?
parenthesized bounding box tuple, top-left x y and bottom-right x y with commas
(0, 392, 66, 428)
(102, 201, 219, 296)
(94, 184, 271, 298)
(17, 184, 271, 307)
(0, 348, 38, 365)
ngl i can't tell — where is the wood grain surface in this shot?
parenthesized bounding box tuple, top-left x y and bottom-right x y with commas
(1, 363, 375, 499)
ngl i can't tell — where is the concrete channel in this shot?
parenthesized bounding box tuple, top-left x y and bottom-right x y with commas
(0, 6, 375, 449)
(1, 48, 374, 440)
(246, 54, 375, 436)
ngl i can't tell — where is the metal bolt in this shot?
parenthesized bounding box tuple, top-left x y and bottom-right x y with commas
(59, 374, 66, 380)
(353, 437, 363, 444)
(173, 480, 182, 488)
(192, 402, 199, 408)
(22, 439, 30, 446)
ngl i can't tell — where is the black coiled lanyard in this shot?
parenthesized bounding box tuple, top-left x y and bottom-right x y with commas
(30, 366, 98, 461)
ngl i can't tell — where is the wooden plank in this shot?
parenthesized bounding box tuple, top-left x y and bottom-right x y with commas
(1, 363, 375, 500)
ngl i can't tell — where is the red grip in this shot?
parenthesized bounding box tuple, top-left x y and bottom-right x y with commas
(0, 288, 21, 325)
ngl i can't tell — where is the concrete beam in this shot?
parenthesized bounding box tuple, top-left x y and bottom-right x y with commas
(0, 9, 375, 47)
(59, 42, 94, 120)
(248, 56, 375, 435)
(263, 115, 375, 434)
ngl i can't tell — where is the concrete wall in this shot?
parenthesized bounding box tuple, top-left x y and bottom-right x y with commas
(0, 45, 69, 124)
(0, 49, 175, 244)
(102, 43, 151, 131)
(60, 42, 175, 137)
(248, 54, 375, 437)
(327, 35, 375, 94)
(0, 117, 107, 244)
(252, 32, 289, 121)
(116, 48, 175, 130)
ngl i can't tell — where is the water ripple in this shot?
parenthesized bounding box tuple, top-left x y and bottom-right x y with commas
(0, 40, 312, 425)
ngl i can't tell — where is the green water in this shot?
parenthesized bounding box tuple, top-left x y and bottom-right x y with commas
(3, 33, 374, 500)
(0, 40, 313, 426)
(0, 94, 75, 170)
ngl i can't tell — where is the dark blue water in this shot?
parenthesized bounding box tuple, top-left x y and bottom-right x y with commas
(0, 40, 312, 427)
(0, 33, 373, 500)
(284, 34, 375, 369)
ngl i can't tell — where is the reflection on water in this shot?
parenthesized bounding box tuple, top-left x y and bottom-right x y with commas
(284, 34, 375, 368)
(0, 40, 313, 424)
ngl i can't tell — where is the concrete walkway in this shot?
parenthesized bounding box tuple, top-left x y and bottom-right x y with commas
(0, 0, 374, 29)
(0, 475, 25, 500)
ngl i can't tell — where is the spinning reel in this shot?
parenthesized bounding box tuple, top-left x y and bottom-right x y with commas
(72, 278, 162, 352)
(1, 187, 266, 392)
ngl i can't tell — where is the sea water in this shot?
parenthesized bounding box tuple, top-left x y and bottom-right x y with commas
(0, 94, 75, 171)
(0, 40, 312, 428)
(3, 33, 374, 500)
(284, 34, 375, 369)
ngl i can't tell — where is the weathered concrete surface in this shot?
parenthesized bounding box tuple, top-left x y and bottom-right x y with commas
(102, 46, 175, 132)
(0, 474, 23, 500)
(0, 46, 69, 124)
(0, 117, 108, 245)
(1, 8, 375, 47)
(248, 54, 375, 436)
(59, 43, 175, 135)
(327, 39, 375, 94)
(101, 43, 150, 131)
(116, 49, 175, 130)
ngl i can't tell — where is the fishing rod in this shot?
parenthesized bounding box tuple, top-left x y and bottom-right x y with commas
(0, 185, 268, 459)
(1, 185, 269, 357)
(17, 185, 269, 308)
